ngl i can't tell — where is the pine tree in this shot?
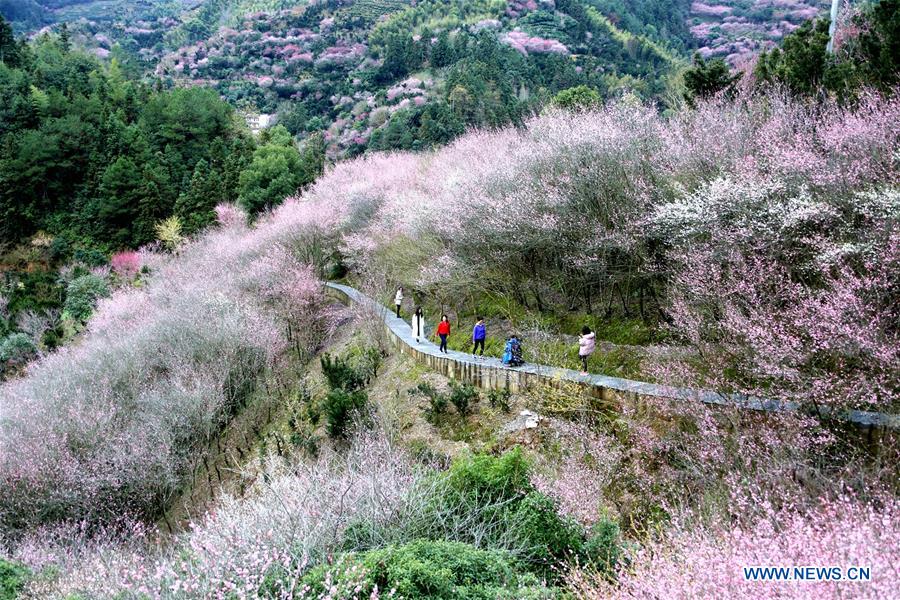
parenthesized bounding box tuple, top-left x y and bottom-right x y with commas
(96, 156, 144, 247)
(174, 159, 218, 234)
(298, 132, 325, 188)
(0, 15, 20, 67)
(431, 30, 455, 68)
(58, 23, 70, 54)
(683, 54, 740, 106)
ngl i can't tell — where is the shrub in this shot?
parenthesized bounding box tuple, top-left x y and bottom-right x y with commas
(583, 517, 621, 576)
(320, 353, 367, 391)
(509, 492, 586, 569)
(439, 450, 590, 574)
(448, 381, 479, 417)
(109, 251, 142, 279)
(338, 448, 572, 562)
(62, 274, 110, 322)
(154, 216, 183, 251)
(323, 388, 368, 439)
(300, 540, 555, 600)
(488, 388, 512, 412)
(0, 333, 37, 371)
(445, 448, 532, 506)
(348, 343, 382, 381)
(0, 559, 28, 600)
(72, 247, 107, 267)
(409, 381, 448, 423)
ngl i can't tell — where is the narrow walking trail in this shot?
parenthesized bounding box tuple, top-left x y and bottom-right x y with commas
(326, 282, 898, 431)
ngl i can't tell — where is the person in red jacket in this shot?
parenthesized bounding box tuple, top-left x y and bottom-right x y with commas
(435, 314, 451, 353)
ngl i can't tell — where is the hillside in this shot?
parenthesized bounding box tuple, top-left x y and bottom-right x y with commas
(3, 78, 899, 596)
(151, 0, 685, 157)
(2, 3, 899, 598)
(689, 0, 830, 64)
(1, 0, 839, 157)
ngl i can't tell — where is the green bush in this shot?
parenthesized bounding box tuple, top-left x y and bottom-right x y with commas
(409, 382, 448, 423)
(72, 248, 107, 267)
(445, 448, 531, 505)
(63, 274, 110, 323)
(508, 492, 585, 567)
(448, 381, 478, 417)
(338, 449, 597, 581)
(488, 388, 512, 412)
(347, 343, 382, 381)
(584, 517, 622, 576)
(320, 353, 367, 391)
(323, 388, 368, 439)
(0, 333, 37, 370)
(300, 540, 557, 600)
(0, 558, 29, 600)
(442, 450, 590, 574)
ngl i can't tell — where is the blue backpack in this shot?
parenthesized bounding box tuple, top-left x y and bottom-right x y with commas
(503, 338, 523, 366)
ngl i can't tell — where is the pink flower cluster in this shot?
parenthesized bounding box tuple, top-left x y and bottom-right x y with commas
(17, 430, 416, 598)
(0, 195, 337, 537)
(502, 30, 570, 55)
(571, 492, 900, 600)
(110, 251, 141, 279)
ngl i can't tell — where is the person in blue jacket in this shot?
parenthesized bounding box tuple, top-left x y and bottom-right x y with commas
(502, 335, 523, 366)
(471, 317, 486, 359)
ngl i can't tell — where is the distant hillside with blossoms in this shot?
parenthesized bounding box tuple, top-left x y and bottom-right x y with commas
(689, 0, 830, 64)
(148, 0, 683, 157)
(2, 0, 844, 158)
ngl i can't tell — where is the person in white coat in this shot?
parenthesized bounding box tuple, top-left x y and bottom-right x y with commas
(578, 326, 596, 374)
(411, 307, 425, 343)
(394, 286, 403, 318)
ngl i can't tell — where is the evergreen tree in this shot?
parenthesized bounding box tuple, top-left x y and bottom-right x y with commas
(856, 0, 900, 92)
(0, 15, 20, 67)
(430, 30, 455, 68)
(134, 157, 174, 245)
(683, 54, 740, 106)
(297, 132, 326, 188)
(96, 156, 145, 247)
(238, 127, 303, 216)
(756, 19, 830, 96)
(58, 23, 70, 54)
(174, 159, 219, 234)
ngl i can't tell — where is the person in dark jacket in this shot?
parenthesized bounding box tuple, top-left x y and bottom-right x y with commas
(472, 317, 486, 359)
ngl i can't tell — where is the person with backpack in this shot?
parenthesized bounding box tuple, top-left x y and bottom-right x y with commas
(435, 314, 451, 353)
(578, 326, 596, 374)
(394, 286, 403, 318)
(472, 317, 486, 359)
(411, 307, 425, 343)
(503, 335, 524, 366)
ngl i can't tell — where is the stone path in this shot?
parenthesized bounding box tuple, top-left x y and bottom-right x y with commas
(326, 282, 898, 431)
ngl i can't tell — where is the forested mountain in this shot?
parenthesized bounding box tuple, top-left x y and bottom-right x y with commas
(1, 0, 838, 158)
